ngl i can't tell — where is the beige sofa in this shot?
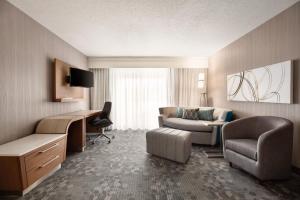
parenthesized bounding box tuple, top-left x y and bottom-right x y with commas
(158, 107, 233, 145)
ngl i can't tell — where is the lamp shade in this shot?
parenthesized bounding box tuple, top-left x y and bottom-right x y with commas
(198, 73, 205, 89)
(198, 73, 205, 81)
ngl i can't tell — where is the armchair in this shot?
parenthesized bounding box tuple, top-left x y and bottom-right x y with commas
(222, 116, 293, 180)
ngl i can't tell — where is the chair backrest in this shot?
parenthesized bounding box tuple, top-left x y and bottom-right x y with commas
(99, 101, 112, 119)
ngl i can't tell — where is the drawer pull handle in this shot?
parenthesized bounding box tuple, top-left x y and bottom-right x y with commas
(39, 155, 60, 168)
(39, 143, 59, 153)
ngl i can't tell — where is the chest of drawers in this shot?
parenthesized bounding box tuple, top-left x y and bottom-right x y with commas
(0, 134, 67, 195)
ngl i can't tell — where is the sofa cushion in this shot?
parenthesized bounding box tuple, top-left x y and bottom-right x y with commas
(213, 108, 233, 122)
(163, 118, 213, 132)
(182, 108, 199, 120)
(176, 107, 184, 118)
(198, 109, 214, 121)
(225, 139, 257, 160)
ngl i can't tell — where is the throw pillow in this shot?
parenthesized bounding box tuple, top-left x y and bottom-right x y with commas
(198, 109, 214, 121)
(176, 107, 184, 118)
(182, 108, 199, 120)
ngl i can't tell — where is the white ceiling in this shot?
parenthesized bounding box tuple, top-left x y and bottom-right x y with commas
(8, 0, 299, 57)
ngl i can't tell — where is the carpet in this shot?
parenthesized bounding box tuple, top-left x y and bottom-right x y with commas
(4, 130, 300, 200)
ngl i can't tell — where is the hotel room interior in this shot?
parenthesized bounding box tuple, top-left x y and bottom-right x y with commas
(0, 0, 300, 199)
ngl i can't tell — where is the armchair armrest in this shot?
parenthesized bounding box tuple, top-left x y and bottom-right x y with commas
(257, 124, 293, 164)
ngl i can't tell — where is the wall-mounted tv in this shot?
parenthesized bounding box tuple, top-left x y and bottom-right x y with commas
(69, 67, 94, 88)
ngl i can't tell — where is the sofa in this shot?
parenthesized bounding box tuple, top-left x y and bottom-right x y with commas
(223, 116, 293, 180)
(158, 107, 233, 145)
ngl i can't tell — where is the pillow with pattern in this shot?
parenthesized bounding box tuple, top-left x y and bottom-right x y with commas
(198, 109, 214, 121)
(182, 108, 199, 120)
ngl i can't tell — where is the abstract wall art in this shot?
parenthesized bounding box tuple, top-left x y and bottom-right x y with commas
(227, 60, 293, 104)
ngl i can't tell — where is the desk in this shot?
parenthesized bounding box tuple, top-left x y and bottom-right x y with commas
(0, 110, 100, 195)
(35, 110, 101, 152)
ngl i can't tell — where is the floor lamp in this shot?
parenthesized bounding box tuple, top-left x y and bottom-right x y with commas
(198, 72, 207, 106)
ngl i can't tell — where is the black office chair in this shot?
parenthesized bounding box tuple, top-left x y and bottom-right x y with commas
(88, 102, 114, 144)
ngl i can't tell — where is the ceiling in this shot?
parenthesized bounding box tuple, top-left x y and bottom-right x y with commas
(8, 0, 299, 57)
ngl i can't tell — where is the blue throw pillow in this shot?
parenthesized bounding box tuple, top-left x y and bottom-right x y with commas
(198, 109, 214, 121)
(176, 107, 184, 118)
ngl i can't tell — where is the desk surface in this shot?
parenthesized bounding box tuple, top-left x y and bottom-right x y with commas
(36, 110, 101, 134)
(64, 110, 101, 117)
(0, 134, 65, 156)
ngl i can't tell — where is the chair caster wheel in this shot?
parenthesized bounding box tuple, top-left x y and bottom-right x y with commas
(107, 140, 111, 144)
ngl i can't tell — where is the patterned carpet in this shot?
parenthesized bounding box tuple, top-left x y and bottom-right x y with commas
(4, 130, 300, 200)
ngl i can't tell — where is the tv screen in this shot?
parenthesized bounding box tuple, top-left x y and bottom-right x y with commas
(70, 67, 94, 88)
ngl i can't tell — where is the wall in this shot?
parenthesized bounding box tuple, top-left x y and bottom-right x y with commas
(0, 1, 88, 144)
(208, 2, 300, 167)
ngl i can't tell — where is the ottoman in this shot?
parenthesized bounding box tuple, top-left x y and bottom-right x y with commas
(146, 128, 192, 163)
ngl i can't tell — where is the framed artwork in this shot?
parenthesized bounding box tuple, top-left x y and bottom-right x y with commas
(227, 60, 293, 104)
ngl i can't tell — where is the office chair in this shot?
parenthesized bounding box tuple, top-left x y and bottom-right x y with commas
(88, 101, 114, 144)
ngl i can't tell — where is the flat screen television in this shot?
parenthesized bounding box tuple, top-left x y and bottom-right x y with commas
(69, 67, 94, 88)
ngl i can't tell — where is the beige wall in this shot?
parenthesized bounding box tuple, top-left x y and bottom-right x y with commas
(208, 2, 300, 167)
(0, 1, 89, 144)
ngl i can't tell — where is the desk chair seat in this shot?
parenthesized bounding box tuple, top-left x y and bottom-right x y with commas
(90, 118, 112, 127)
(88, 102, 114, 144)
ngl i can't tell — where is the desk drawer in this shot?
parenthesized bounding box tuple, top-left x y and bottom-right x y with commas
(25, 138, 65, 172)
(26, 150, 64, 186)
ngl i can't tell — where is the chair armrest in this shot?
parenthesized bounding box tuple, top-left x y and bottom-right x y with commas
(158, 115, 166, 127)
(257, 124, 293, 164)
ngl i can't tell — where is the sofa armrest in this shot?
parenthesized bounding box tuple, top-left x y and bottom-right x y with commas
(158, 115, 166, 127)
(257, 124, 293, 165)
(159, 107, 177, 118)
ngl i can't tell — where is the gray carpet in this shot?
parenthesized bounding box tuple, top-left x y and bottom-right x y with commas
(4, 130, 300, 200)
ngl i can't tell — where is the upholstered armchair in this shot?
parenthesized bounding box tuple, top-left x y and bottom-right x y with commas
(222, 116, 293, 181)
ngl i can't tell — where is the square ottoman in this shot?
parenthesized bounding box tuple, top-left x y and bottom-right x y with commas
(146, 128, 191, 163)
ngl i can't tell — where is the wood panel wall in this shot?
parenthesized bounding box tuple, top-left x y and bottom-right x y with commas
(208, 2, 300, 167)
(0, 1, 88, 144)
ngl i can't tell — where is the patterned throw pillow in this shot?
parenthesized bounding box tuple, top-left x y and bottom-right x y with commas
(182, 108, 199, 120)
(198, 109, 214, 121)
(176, 107, 184, 118)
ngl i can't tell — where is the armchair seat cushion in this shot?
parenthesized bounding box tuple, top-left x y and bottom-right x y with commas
(225, 139, 258, 160)
(163, 118, 213, 132)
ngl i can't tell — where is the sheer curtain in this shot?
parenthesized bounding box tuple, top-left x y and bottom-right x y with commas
(170, 68, 207, 107)
(90, 68, 110, 110)
(109, 68, 170, 129)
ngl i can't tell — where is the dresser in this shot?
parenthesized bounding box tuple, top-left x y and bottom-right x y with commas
(0, 134, 67, 195)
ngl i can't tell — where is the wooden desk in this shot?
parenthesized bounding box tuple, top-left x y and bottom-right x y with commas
(0, 134, 66, 195)
(0, 110, 100, 195)
(35, 110, 101, 152)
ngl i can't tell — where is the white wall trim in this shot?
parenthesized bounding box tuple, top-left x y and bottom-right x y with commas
(88, 56, 208, 68)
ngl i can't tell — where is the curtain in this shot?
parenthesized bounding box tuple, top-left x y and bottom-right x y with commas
(90, 67, 208, 130)
(109, 68, 170, 129)
(170, 68, 207, 107)
(90, 68, 110, 110)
